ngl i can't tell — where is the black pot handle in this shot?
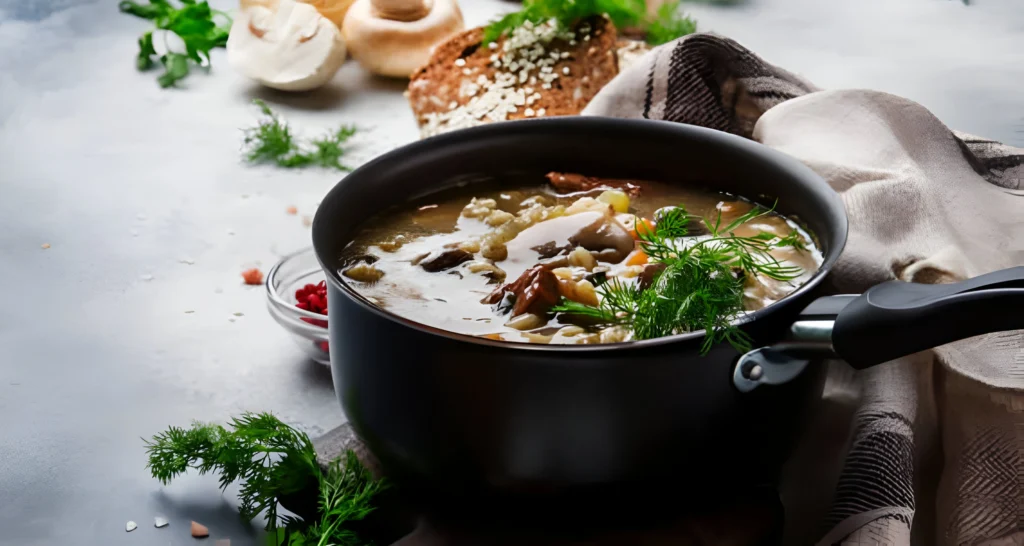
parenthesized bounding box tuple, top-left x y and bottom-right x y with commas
(831, 266, 1024, 369)
(734, 266, 1024, 392)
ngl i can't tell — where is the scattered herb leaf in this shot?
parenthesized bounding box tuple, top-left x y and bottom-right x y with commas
(554, 201, 807, 353)
(157, 52, 191, 88)
(120, 0, 231, 88)
(137, 32, 157, 70)
(243, 100, 358, 171)
(483, 0, 697, 45)
(144, 412, 387, 545)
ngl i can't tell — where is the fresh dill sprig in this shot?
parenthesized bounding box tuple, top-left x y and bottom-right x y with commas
(120, 0, 231, 88)
(243, 100, 358, 171)
(695, 204, 805, 281)
(144, 412, 386, 544)
(554, 201, 807, 353)
(483, 0, 697, 45)
(273, 451, 389, 546)
(144, 412, 318, 530)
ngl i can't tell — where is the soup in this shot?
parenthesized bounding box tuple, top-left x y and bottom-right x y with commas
(338, 173, 823, 351)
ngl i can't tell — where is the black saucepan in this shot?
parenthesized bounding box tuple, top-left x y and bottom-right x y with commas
(312, 117, 1023, 517)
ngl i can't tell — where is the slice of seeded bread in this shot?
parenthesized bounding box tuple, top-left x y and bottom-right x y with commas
(407, 16, 621, 138)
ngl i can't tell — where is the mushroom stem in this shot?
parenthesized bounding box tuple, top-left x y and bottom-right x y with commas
(370, 0, 430, 21)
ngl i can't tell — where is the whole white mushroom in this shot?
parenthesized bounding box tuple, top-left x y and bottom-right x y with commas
(227, 0, 347, 91)
(342, 0, 464, 79)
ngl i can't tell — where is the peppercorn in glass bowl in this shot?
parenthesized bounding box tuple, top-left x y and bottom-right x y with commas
(266, 247, 331, 365)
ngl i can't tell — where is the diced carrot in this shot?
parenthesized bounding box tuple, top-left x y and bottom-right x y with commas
(481, 333, 503, 341)
(631, 217, 655, 240)
(625, 249, 649, 266)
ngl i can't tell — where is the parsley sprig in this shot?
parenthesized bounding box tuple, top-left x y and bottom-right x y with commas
(553, 203, 807, 354)
(243, 100, 359, 171)
(484, 0, 697, 45)
(119, 0, 231, 88)
(144, 412, 387, 545)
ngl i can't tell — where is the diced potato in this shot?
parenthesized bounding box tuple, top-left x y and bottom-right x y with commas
(343, 263, 384, 283)
(574, 279, 599, 306)
(521, 332, 554, 344)
(557, 325, 585, 337)
(597, 190, 630, 213)
(506, 313, 546, 330)
(458, 240, 481, 254)
(551, 267, 574, 280)
(567, 246, 597, 271)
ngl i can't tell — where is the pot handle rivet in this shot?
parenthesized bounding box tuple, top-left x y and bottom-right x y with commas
(733, 348, 811, 393)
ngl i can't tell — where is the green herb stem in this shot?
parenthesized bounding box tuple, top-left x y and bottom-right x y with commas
(243, 100, 358, 171)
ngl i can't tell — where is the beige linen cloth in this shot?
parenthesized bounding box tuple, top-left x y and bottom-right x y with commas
(583, 33, 1024, 545)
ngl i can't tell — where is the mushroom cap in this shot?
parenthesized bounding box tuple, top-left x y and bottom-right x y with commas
(227, 0, 348, 91)
(301, 0, 357, 28)
(342, 0, 465, 79)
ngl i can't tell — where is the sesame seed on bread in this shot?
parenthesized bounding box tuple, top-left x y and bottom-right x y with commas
(407, 16, 621, 138)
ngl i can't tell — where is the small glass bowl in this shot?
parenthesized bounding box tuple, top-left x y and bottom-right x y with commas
(266, 247, 331, 365)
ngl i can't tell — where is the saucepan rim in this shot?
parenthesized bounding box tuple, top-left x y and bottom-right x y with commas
(312, 117, 849, 354)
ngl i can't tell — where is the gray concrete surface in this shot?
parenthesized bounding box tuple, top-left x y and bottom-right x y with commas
(0, 0, 1020, 544)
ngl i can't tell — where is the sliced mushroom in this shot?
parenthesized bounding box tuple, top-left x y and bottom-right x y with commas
(568, 213, 636, 264)
(530, 240, 571, 259)
(227, 0, 347, 91)
(417, 248, 473, 272)
(483, 265, 560, 318)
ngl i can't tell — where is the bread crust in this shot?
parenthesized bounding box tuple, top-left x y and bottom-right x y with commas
(407, 16, 620, 137)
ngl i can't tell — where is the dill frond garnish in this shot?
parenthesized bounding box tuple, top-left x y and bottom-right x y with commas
(144, 412, 387, 545)
(553, 201, 808, 353)
(483, 0, 697, 45)
(243, 100, 358, 171)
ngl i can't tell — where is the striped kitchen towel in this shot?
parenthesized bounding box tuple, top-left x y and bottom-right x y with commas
(583, 32, 1024, 545)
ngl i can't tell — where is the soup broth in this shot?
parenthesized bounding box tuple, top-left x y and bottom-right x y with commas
(338, 173, 823, 346)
